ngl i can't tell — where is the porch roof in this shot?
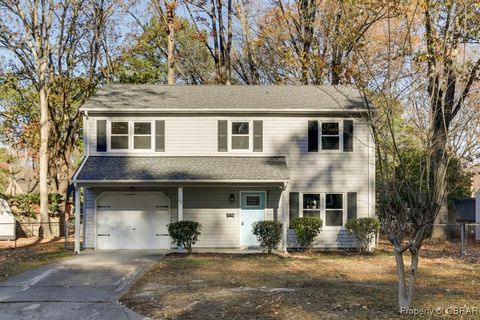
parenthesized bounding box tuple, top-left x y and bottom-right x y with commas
(73, 156, 289, 184)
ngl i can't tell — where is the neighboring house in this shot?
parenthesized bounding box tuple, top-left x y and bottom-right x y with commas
(471, 163, 480, 197)
(0, 198, 15, 240)
(72, 85, 375, 251)
(0, 148, 39, 196)
(469, 164, 480, 240)
(476, 191, 480, 241)
(453, 198, 478, 241)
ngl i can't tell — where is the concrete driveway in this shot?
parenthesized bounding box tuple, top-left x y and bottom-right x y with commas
(0, 250, 166, 320)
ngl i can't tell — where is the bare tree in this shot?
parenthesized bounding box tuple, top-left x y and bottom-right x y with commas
(185, 0, 233, 84)
(233, 0, 259, 84)
(351, 0, 480, 311)
(0, 1, 122, 235)
(151, 0, 178, 85)
(0, 1, 55, 238)
(47, 1, 117, 201)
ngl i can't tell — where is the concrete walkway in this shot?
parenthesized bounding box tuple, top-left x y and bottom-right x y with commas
(0, 250, 166, 320)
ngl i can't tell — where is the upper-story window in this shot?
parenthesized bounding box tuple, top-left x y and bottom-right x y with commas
(133, 122, 152, 150)
(109, 121, 153, 152)
(111, 122, 129, 150)
(230, 121, 251, 150)
(321, 122, 340, 150)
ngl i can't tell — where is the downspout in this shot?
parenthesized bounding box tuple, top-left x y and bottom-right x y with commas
(74, 182, 81, 254)
(281, 181, 289, 254)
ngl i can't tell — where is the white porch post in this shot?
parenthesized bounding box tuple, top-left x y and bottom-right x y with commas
(74, 185, 81, 254)
(178, 187, 183, 221)
(281, 184, 288, 253)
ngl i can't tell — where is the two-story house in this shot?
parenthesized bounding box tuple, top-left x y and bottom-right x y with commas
(72, 85, 375, 252)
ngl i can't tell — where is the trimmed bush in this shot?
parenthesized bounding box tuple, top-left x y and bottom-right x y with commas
(345, 217, 381, 253)
(252, 220, 283, 253)
(292, 217, 322, 250)
(168, 220, 202, 253)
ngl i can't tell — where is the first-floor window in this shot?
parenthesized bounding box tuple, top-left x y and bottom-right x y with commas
(302, 193, 320, 218)
(325, 193, 343, 226)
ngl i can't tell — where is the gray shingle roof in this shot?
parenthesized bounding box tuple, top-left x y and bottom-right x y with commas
(80, 84, 368, 113)
(74, 156, 289, 183)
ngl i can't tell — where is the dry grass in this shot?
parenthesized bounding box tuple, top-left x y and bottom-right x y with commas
(0, 237, 72, 282)
(121, 242, 480, 320)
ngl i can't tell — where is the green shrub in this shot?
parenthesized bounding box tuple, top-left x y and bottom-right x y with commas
(292, 217, 322, 250)
(252, 220, 283, 253)
(48, 193, 64, 214)
(168, 220, 202, 253)
(345, 217, 381, 253)
(9, 193, 40, 217)
(7, 192, 65, 217)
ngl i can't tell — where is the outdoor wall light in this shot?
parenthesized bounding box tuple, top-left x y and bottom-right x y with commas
(130, 187, 135, 193)
(229, 194, 235, 203)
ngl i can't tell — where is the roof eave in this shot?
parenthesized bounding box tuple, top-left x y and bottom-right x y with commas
(79, 108, 375, 114)
(74, 179, 289, 185)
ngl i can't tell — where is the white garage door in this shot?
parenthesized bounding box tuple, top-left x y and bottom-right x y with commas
(96, 192, 170, 249)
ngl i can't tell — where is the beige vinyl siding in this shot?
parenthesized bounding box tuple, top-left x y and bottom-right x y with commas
(183, 187, 281, 248)
(84, 114, 374, 249)
(83, 188, 101, 248)
(82, 186, 281, 249)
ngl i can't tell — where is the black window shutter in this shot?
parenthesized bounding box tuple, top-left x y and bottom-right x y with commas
(96, 120, 107, 152)
(218, 120, 228, 152)
(155, 120, 165, 152)
(308, 120, 318, 152)
(343, 120, 354, 152)
(289, 192, 299, 228)
(347, 192, 357, 220)
(253, 120, 263, 152)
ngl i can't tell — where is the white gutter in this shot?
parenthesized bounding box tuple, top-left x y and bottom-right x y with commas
(74, 179, 289, 184)
(79, 108, 374, 114)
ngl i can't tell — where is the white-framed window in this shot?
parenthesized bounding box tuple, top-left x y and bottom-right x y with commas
(229, 120, 252, 151)
(110, 121, 129, 150)
(320, 122, 341, 150)
(302, 193, 320, 218)
(133, 122, 152, 150)
(108, 120, 154, 152)
(296, 192, 345, 228)
(325, 193, 344, 227)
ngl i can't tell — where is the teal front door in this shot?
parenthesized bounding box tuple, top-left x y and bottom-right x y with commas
(240, 192, 266, 247)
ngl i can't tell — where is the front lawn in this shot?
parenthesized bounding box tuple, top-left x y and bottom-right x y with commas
(121, 244, 480, 319)
(0, 238, 72, 282)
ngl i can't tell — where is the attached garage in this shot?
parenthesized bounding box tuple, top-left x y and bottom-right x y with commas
(96, 192, 170, 249)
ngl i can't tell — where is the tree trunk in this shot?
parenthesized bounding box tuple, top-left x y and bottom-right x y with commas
(394, 248, 408, 312)
(225, 0, 233, 85)
(406, 251, 419, 308)
(236, 0, 259, 84)
(210, 0, 221, 83)
(394, 247, 420, 313)
(431, 200, 449, 240)
(166, 1, 176, 85)
(38, 61, 53, 239)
